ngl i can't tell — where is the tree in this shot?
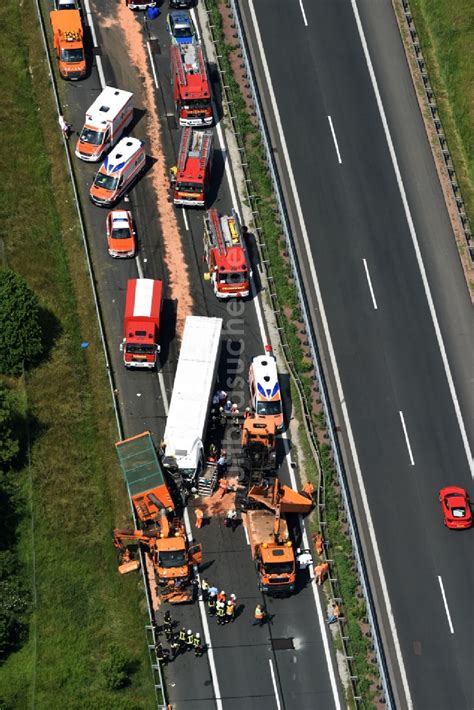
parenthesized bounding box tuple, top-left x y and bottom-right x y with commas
(0, 383, 20, 469)
(0, 270, 43, 375)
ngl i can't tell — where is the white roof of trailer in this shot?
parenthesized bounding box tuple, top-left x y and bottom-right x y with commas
(164, 316, 223, 467)
(133, 279, 155, 317)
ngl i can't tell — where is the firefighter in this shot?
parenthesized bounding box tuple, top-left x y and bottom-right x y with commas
(155, 643, 170, 664)
(216, 600, 226, 625)
(169, 165, 177, 185)
(252, 604, 266, 627)
(193, 632, 204, 657)
(170, 634, 180, 660)
(200, 577, 210, 602)
(163, 610, 173, 639)
(207, 586, 218, 615)
(185, 629, 194, 651)
(225, 598, 235, 623)
(178, 627, 187, 652)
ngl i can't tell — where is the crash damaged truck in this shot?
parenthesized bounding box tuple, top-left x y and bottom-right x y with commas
(113, 431, 202, 603)
(242, 478, 314, 595)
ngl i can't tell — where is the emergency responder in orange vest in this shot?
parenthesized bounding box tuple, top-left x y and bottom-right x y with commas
(314, 561, 329, 585)
(252, 604, 266, 626)
(225, 599, 235, 623)
(195, 508, 204, 529)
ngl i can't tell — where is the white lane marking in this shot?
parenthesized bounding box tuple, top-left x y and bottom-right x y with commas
(351, 0, 473, 481)
(136, 255, 144, 279)
(268, 658, 282, 710)
(299, 0, 308, 26)
(362, 258, 378, 310)
(146, 41, 160, 89)
(248, 1, 403, 705)
(327, 115, 342, 164)
(243, 522, 250, 545)
(437, 576, 454, 634)
(399, 411, 415, 466)
(82, 0, 105, 88)
(183, 208, 189, 231)
(158, 368, 169, 415)
(183, 508, 223, 709)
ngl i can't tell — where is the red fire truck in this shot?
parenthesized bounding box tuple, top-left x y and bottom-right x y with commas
(170, 44, 213, 126)
(203, 209, 250, 298)
(173, 128, 213, 207)
(121, 279, 163, 369)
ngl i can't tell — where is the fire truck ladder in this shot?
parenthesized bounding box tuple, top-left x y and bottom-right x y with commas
(209, 209, 227, 256)
(177, 127, 193, 173)
(198, 132, 212, 176)
(196, 45, 207, 80)
(172, 45, 187, 87)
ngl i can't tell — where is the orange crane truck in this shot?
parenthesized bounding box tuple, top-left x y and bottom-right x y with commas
(50, 10, 86, 80)
(113, 432, 202, 603)
(242, 478, 313, 595)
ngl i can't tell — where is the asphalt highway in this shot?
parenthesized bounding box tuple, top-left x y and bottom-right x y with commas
(240, 1, 474, 708)
(51, 1, 343, 707)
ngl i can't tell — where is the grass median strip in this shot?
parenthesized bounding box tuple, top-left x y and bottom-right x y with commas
(408, 0, 473, 223)
(0, 0, 155, 707)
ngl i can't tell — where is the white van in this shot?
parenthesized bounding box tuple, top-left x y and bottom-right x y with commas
(90, 137, 145, 207)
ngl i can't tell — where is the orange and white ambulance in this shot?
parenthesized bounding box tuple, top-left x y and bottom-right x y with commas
(90, 137, 145, 207)
(249, 347, 283, 431)
(76, 87, 134, 162)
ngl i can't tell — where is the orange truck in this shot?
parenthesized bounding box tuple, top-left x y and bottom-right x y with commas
(173, 128, 213, 207)
(114, 432, 202, 603)
(242, 479, 313, 595)
(203, 208, 250, 298)
(50, 10, 86, 81)
(171, 44, 213, 126)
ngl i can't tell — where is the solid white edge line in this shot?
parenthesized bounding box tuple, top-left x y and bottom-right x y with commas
(146, 40, 160, 89)
(82, 0, 105, 88)
(247, 0, 412, 705)
(299, 0, 309, 27)
(362, 258, 378, 310)
(268, 658, 283, 710)
(327, 115, 342, 164)
(351, 0, 474, 481)
(282, 436, 342, 710)
(437, 576, 454, 634)
(191, 7, 202, 43)
(399, 411, 415, 466)
(183, 508, 223, 709)
(243, 522, 250, 545)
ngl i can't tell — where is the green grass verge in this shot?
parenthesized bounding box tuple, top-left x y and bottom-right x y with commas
(409, 0, 473, 224)
(205, 0, 377, 702)
(0, 1, 156, 707)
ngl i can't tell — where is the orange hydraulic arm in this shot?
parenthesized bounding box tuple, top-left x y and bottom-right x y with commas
(248, 478, 314, 515)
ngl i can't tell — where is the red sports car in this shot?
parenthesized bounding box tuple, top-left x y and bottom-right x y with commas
(439, 486, 472, 529)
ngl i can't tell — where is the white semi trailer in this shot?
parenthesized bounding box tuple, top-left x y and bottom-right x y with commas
(161, 316, 223, 490)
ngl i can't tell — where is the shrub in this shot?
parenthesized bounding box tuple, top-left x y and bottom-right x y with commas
(0, 383, 20, 470)
(0, 270, 44, 375)
(100, 645, 132, 691)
